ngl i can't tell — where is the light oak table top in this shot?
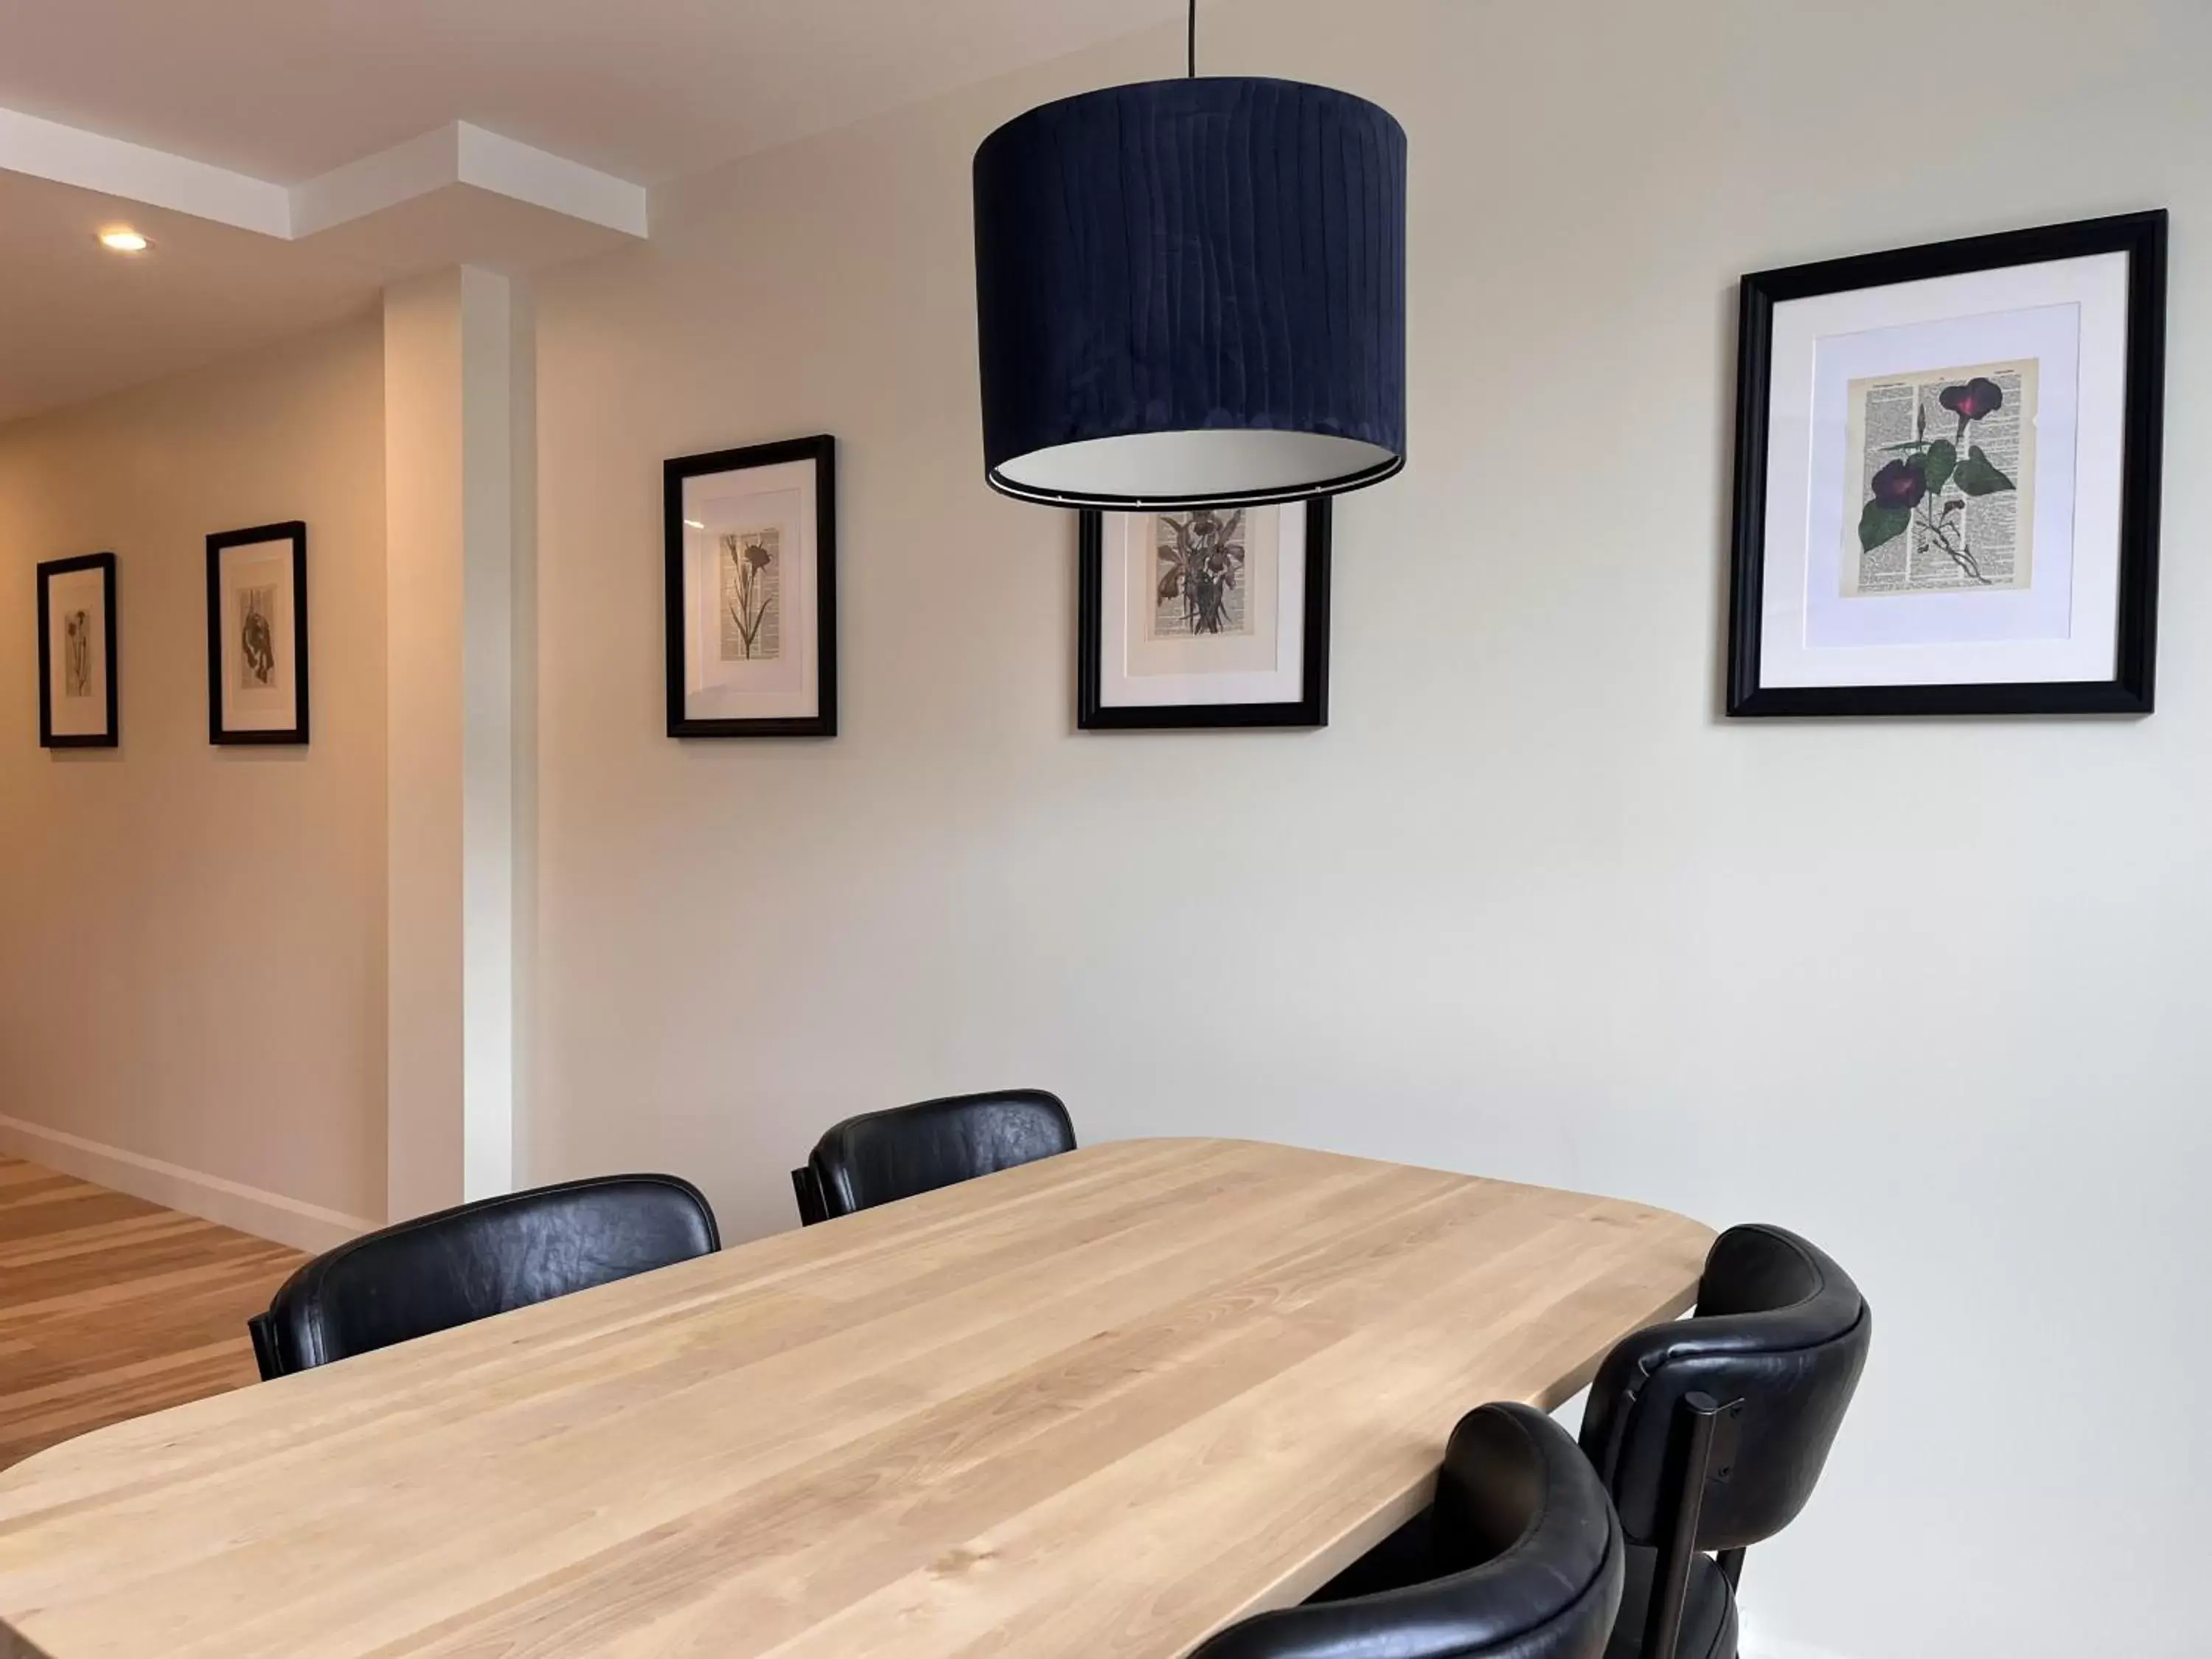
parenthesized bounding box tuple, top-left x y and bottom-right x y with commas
(0, 1138, 1711, 1659)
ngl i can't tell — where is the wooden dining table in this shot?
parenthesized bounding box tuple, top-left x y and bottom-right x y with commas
(0, 1138, 1711, 1658)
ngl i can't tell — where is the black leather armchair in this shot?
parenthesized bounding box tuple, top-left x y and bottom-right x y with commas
(1190, 1402, 1624, 1659)
(790, 1088, 1074, 1224)
(246, 1174, 720, 1379)
(1578, 1223, 1871, 1659)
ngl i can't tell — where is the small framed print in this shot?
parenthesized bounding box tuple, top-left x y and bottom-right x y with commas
(1728, 210, 2166, 717)
(665, 435, 838, 739)
(1077, 500, 1331, 730)
(36, 552, 118, 749)
(206, 521, 310, 745)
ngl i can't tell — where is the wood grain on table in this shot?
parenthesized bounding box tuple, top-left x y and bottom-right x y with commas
(0, 1138, 1711, 1659)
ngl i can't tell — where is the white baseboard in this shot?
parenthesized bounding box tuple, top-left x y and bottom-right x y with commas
(0, 1112, 375, 1253)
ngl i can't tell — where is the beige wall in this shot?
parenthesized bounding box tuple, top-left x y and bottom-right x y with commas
(528, 1, 2209, 1655)
(0, 313, 388, 1239)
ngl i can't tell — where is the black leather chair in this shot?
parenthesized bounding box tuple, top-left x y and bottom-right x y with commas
(1190, 1402, 1623, 1659)
(1577, 1224, 1871, 1659)
(246, 1174, 720, 1379)
(790, 1088, 1074, 1225)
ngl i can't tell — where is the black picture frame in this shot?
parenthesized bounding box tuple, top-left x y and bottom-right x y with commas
(206, 521, 310, 745)
(1727, 209, 2166, 717)
(35, 552, 119, 749)
(664, 435, 838, 739)
(1077, 498, 1332, 730)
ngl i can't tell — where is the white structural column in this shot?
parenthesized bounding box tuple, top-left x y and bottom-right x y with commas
(384, 267, 518, 1220)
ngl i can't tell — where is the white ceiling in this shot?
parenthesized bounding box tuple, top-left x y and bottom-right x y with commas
(0, 0, 1193, 425)
(0, 170, 386, 425)
(0, 0, 1191, 185)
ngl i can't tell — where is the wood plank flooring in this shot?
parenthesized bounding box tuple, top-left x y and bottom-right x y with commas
(0, 1156, 305, 1470)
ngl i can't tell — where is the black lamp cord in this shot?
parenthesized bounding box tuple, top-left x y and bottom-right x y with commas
(1188, 0, 1197, 76)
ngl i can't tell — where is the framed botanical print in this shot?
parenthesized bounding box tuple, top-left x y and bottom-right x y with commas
(206, 521, 310, 745)
(1728, 210, 2166, 716)
(36, 552, 118, 749)
(1077, 500, 1331, 730)
(664, 435, 838, 738)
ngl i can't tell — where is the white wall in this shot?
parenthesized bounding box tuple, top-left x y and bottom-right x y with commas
(528, 1, 2209, 1654)
(383, 266, 524, 1222)
(0, 313, 389, 1242)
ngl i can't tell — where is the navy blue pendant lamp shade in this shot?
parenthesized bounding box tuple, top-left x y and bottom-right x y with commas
(973, 76, 1407, 510)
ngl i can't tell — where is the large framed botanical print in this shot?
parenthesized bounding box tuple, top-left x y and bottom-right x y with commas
(1077, 500, 1331, 730)
(206, 521, 310, 745)
(664, 435, 838, 738)
(1728, 211, 2166, 716)
(36, 552, 118, 749)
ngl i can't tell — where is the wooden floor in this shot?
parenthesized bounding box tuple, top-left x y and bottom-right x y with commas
(0, 1157, 305, 1470)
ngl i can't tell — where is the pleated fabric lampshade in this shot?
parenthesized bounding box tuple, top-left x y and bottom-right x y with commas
(973, 76, 1408, 511)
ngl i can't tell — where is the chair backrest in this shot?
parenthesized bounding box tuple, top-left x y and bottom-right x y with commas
(790, 1088, 1074, 1224)
(1578, 1222, 1870, 1552)
(248, 1174, 720, 1379)
(1190, 1402, 1623, 1659)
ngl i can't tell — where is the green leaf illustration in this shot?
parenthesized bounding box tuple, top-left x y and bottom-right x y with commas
(1952, 445, 2015, 496)
(1858, 500, 1911, 553)
(1921, 439, 1958, 496)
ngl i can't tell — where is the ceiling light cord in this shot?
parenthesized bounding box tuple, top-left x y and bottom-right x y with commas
(1188, 0, 1197, 77)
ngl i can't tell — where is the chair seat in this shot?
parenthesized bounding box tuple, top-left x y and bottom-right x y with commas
(1606, 1546, 1737, 1659)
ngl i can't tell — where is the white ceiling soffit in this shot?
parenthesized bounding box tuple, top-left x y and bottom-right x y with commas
(0, 0, 1194, 187)
(0, 105, 645, 265)
(0, 0, 1200, 422)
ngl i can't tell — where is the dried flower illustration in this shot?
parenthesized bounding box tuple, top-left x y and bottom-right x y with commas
(1155, 509, 1248, 636)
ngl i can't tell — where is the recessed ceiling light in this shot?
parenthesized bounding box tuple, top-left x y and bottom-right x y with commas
(98, 228, 150, 253)
(684, 519, 706, 530)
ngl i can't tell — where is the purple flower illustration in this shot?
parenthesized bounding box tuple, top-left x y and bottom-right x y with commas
(1869, 458, 1927, 511)
(1857, 371, 2015, 585)
(1939, 378, 2003, 425)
